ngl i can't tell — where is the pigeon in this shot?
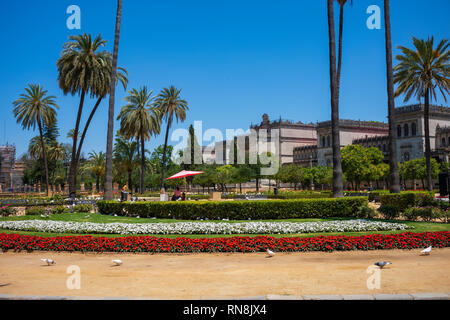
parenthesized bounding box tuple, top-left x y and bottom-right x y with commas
(421, 246, 432, 255)
(41, 259, 56, 266)
(375, 261, 391, 269)
(112, 260, 123, 266)
(266, 249, 275, 257)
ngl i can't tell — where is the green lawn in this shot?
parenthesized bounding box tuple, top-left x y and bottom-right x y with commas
(0, 212, 449, 239)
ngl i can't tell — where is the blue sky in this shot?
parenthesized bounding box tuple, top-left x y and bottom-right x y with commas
(1, 0, 449, 157)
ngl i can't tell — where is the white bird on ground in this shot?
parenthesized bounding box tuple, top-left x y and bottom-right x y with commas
(375, 261, 391, 269)
(421, 246, 432, 255)
(41, 259, 56, 266)
(266, 249, 275, 257)
(112, 260, 123, 266)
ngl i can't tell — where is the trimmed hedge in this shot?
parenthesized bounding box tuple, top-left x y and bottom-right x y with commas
(379, 191, 435, 211)
(97, 197, 368, 220)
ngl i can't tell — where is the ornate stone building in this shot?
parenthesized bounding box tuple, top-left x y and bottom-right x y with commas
(315, 120, 389, 166)
(0, 145, 24, 192)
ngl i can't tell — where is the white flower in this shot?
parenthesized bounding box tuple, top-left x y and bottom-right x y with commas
(0, 220, 411, 236)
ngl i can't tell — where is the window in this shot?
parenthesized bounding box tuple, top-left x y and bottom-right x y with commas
(327, 136, 331, 147)
(383, 144, 387, 152)
(403, 152, 410, 162)
(404, 124, 409, 137)
(442, 138, 446, 148)
(322, 137, 326, 147)
(411, 123, 417, 136)
(397, 125, 402, 138)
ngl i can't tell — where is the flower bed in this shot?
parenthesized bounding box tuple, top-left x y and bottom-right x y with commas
(0, 232, 448, 253)
(0, 220, 411, 236)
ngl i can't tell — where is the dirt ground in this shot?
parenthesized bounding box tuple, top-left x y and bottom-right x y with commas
(0, 249, 449, 299)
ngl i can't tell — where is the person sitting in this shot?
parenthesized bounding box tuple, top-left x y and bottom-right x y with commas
(171, 187, 182, 201)
(181, 193, 186, 201)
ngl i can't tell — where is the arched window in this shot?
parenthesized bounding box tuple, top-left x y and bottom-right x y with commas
(404, 124, 409, 137)
(322, 136, 326, 147)
(397, 125, 402, 138)
(411, 123, 417, 136)
(327, 136, 331, 147)
(442, 138, 446, 148)
(403, 152, 410, 162)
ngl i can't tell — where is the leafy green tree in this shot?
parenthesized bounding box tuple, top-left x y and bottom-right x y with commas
(312, 166, 333, 190)
(154, 86, 189, 191)
(276, 164, 303, 190)
(341, 145, 385, 190)
(13, 84, 58, 196)
(216, 165, 235, 192)
(394, 37, 450, 191)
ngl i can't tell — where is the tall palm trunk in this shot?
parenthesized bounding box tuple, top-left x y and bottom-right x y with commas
(160, 118, 172, 191)
(96, 175, 100, 193)
(75, 97, 103, 164)
(37, 119, 50, 197)
(140, 128, 146, 194)
(424, 89, 433, 191)
(327, 0, 344, 198)
(105, 0, 123, 200)
(68, 88, 86, 197)
(128, 170, 132, 192)
(337, 4, 344, 93)
(384, 0, 400, 194)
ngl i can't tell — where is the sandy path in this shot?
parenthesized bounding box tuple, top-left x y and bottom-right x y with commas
(0, 249, 449, 299)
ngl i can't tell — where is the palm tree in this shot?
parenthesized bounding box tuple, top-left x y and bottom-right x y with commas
(57, 33, 113, 197)
(394, 37, 450, 191)
(154, 86, 189, 191)
(88, 151, 106, 192)
(13, 84, 58, 197)
(327, 0, 344, 198)
(117, 87, 162, 194)
(336, 0, 352, 93)
(383, 0, 401, 194)
(113, 135, 139, 190)
(105, 0, 123, 201)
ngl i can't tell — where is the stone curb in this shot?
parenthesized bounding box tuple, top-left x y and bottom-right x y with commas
(0, 293, 449, 300)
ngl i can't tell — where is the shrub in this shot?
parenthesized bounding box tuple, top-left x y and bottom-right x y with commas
(419, 207, 442, 222)
(0, 205, 16, 217)
(26, 207, 45, 216)
(97, 197, 368, 220)
(73, 204, 93, 213)
(378, 205, 400, 220)
(403, 207, 421, 221)
(52, 206, 69, 215)
(379, 191, 435, 212)
(357, 205, 377, 219)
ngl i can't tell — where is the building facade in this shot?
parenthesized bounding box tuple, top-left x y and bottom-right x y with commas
(292, 104, 450, 167)
(0, 145, 24, 192)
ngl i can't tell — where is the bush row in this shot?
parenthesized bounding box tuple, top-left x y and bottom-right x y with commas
(97, 197, 368, 220)
(379, 191, 435, 211)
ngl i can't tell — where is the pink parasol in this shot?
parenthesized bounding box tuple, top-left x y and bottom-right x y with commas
(166, 170, 204, 180)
